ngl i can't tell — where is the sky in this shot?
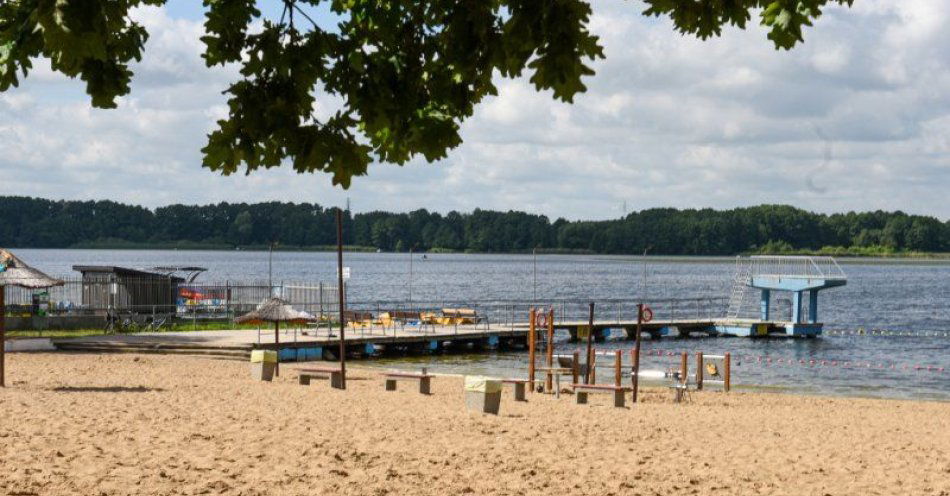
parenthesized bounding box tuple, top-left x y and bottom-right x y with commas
(1, 1, 949, 221)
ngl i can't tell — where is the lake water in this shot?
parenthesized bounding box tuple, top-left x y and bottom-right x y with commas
(17, 249, 950, 401)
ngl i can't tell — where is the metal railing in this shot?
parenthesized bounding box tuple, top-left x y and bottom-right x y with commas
(749, 255, 847, 280)
(2, 277, 340, 322)
(332, 296, 728, 333)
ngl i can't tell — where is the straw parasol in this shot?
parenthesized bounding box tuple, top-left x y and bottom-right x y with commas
(235, 297, 315, 376)
(1, 249, 65, 387)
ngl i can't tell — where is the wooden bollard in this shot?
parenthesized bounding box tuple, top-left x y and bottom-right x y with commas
(572, 351, 579, 385)
(528, 308, 536, 392)
(614, 350, 622, 387)
(680, 352, 688, 385)
(696, 352, 704, 390)
(545, 308, 554, 393)
(724, 352, 731, 392)
(544, 309, 554, 393)
(589, 348, 597, 384)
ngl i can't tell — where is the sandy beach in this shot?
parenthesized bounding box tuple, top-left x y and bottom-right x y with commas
(1, 353, 948, 496)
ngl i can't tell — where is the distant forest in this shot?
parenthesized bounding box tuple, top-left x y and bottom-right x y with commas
(2, 196, 948, 255)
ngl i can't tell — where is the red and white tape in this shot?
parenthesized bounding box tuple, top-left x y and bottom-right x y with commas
(642, 348, 945, 374)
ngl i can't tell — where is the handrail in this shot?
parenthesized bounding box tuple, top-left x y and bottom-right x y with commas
(748, 255, 847, 280)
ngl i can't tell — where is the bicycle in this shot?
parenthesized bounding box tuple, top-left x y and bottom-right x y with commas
(144, 316, 169, 332)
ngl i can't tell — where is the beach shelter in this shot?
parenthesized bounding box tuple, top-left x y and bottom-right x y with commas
(235, 297, 315, 376)
(0, 249, 65, 387)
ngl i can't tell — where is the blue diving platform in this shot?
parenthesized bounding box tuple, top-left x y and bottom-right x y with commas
(717, 256, 847, 337)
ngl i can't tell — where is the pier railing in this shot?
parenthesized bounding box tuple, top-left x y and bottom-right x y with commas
(749, 255, 847, 280)
(332, 296, 728, 333)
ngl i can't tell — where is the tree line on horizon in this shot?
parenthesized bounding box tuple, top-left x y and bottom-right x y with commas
(1, 196, 948, 255)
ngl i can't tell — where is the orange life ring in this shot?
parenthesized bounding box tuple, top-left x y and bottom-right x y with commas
(641, 306, 654, 323)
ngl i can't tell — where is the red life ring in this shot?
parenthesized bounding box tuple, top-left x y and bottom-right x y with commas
(535, 311, 548, 328)
(641, 306, 654, 323)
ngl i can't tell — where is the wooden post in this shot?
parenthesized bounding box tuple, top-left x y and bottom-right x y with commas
(680, 352, 688, 385)
(631, 304, 643, 403)
(336, 208, 347, 389)
(584, 302, 594, 384)
(1, 287, 5, 388)
(614, 349, 622, 387)
(572, 351, 579, 385)
(274, 320, 280, 377)
(589, 349, 597, 384)
(528, 308, 536, 391)
(724, 352, 731, 392)
(696, 352, 704, 390)
(545, 308, 554, 393)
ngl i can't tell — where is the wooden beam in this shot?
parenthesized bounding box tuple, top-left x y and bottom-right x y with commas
(1, 287, 5, 388)
(572, 351, 579, 385)
(528, 308, 536, 391)
(545, 308, 554, 392)
(680, 352, 688, 385)
(696, 351, 704, 390)
(724, 352, 731, 392)
(631, 303, 643, 403)
(614, 349, 622, 387)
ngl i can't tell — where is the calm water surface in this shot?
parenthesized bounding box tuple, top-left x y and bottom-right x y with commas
(18, 249, 950, 401)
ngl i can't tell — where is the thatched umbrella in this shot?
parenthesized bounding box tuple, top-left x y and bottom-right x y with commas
(1, 249, 65, 387)
(235, 297, 315, 376)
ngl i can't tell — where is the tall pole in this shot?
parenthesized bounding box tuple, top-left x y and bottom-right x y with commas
(584, 302, 595, 384)
(527, 308, 536, 391)
(268, 242, 273, 291)
(336, 208, 347, 389)
(409, 246, 413, 311)
(633, 247, 650, 402)
(532, 247, 537, 305)
(545, 308, 554, 392)
(640, 248, 649, 302)
(1, 286, 5, 387)
(632, 303, 643, 403)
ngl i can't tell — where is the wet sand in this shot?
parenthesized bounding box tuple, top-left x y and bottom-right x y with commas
(1, 353, 948, 495)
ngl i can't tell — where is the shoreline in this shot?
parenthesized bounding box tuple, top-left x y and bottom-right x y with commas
(11, 246, 950, 264)
(6, 343, 949, 404)
(2, 353, 947, 495)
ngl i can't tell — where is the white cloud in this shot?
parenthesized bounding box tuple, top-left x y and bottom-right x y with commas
(1, 1, 949, 221)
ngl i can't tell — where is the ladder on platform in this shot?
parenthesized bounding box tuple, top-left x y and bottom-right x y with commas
(726, 259, 752, 319)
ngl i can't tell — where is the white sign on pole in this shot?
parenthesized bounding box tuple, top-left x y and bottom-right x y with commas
(340, 267, 351, 280)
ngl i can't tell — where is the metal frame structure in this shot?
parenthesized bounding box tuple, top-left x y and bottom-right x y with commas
(722, 256, 847, 337)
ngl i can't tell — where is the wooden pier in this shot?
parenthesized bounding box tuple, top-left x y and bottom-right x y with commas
(51, 317, 813, 361)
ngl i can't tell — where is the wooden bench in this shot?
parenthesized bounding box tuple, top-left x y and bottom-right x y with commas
(572, 383, 631, 408)
(297, 367, 344, 389)
(383, 372, 432, 395)
(502, 379, 529, 401)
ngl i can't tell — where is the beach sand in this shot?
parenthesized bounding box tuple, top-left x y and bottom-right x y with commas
(1, 353, 948, 496)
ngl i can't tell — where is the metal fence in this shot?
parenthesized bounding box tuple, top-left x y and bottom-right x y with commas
(1, 277, 340, 322)
(3, 276, 725, 334)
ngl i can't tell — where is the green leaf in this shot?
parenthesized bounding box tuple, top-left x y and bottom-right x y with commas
(0, 0, 852, 186)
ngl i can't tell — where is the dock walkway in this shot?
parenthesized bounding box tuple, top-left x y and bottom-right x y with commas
(51, 318, 804, 360)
